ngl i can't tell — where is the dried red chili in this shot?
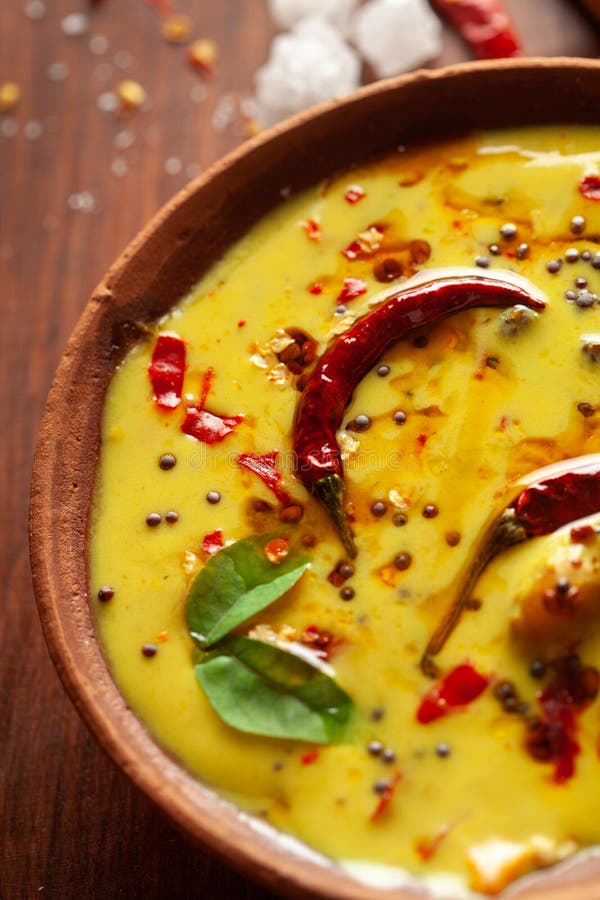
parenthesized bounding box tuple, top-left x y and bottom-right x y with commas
(148, 333, 186, 409)
(430, 0, 521, 60)
(421, 454, 600, 676)
(236, 451, 291, 504)
(417, 664, 488, 724)
(293, 274, 545, 556)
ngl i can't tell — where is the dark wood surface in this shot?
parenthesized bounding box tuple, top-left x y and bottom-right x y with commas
(2, 3, 599, 899)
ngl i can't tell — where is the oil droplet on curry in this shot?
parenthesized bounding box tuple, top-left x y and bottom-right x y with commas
(91, 127, 600, 896)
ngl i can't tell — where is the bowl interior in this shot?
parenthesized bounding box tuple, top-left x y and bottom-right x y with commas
(30, 58, 600, 900)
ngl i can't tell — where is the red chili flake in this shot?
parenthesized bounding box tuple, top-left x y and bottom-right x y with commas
(236, 451, 291, 504)
(201, 529, 224, 556)
(300, 624, 341, 661)
(148, 334, 186, 409)
(525, 655, 599, 783)
(300, 749, 320, 766)
(415, 825, 450, 860)
(579, 174, 600, 202)
(264, 536, 290, 564)
(417, 664, 489, 724)
(344, 185, 365, 204)
(570, 524, 595, 543)
(198, 366, 214, 410)
(309, 282, 323, 295)
(237, 320, 247, 328)
(417, 433, 428, 448)
(181, 408, 243, 444)
(370, 772, 402, 822)
(302, 218, 321, 242)
(337, 278, 367, 303)
(342, 240, 362, 261)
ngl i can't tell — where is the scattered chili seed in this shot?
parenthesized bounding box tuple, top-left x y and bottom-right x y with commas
(367, 740, 384, 757)
(279, 503, 304, 523)
(582, 250, 592, 261)
(355, 414, 371, 431)
(340, 586, 355, 601)
(500, 222, 517, 240)
(334, 304, 348, 316)
(377, 365, 390, 377)
(576, 391, 597, 421)
(165, 510, 179, 524)
(546, 258, 562, 274)
(339, 563, 354, 579)
(371, 707, 385, 721)
(187, 38, 218, 74)
(575, 276, 588, 288)
(475, 255, 490, 268)
(381, 748, 396, 764)
(592, 253, 600, 270)
(529, 659, 547, 679)
(435, 742, 451, 758)
(374, 257, 403, 282)
(393, 552, 412, 571)
(409, 239, 431, 264)
(422, 504, 439, 519)
(515, 242, 529, 260)
(445, 530, 461, 547)
(575, 290, 595, 308)
(141, 644, 158, 658)
(98, 585, 114, 602)
(393, 512, 408, 526)
(371, 501, 387, 517)
(206, 490, 221, 504)
(146, 512, 162, 527)
(488, 243, 500, 256)
(564, 290, 577, 301)
(159, 453, 177, 470)
(393, 410, 407, 425)
(570, 215, 586, 235)
(565, 248, 580, 263)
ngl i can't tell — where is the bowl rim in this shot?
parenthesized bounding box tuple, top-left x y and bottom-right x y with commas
(30, 57, 600, 900)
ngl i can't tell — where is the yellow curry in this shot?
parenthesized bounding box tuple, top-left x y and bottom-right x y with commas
(91, 126, 600, 896)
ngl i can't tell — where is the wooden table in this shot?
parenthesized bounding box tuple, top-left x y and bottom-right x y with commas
(1, 2, 599, 897)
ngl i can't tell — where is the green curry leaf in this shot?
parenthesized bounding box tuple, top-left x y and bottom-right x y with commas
(195, 636, 353, 742)
(185, 534, 309, 648)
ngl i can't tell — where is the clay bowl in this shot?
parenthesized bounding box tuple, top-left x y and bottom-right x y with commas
(31, 58, 600, 900)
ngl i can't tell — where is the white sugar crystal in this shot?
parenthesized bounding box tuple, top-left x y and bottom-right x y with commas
(268, 0, 359, 35)
(351, 0, 442, 78)
(24, 0, 46, 21)
(61, 12, 90, 37)
(254, 18, 360, 127)
(89, 34, 109, 56)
